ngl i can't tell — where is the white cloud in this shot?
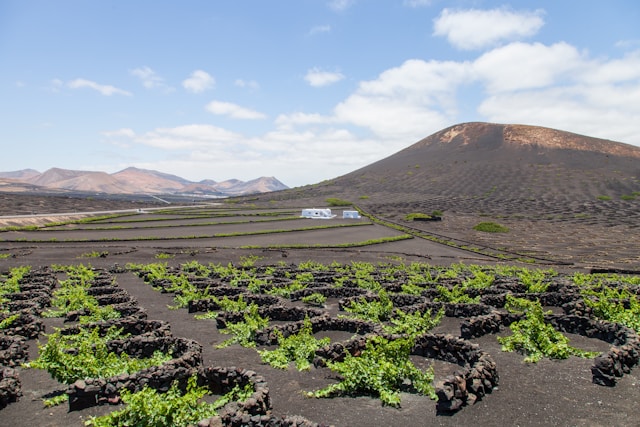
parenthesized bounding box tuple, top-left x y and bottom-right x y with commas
(103, 128, 136, 138)
(205, 100, 267, 119)
(102, 122, 380, 187)
(476, 47, 640, 144)
(102, 128, 135, 148)
(235, 79, 260, 90)
(305, 68, 345, 87)
(49, 79, 64, 93)
(477, 87, 640, 144)
(182, 70, 215, 93)
(328, 0, 356, 12)
(334, 59, 472, 140)
(275, 112, 333, 129)
(67, 78, 132, 96)
(130, 66, 167, 89)
(433, 8, 545, 50)
(134, 124, 241, 150)
(308, 25, 331, 36)
(100, 39, 640, 187)
(577, 50, 640, 85)
(404, 0, 432, 7)
(473, 42, 583, 93)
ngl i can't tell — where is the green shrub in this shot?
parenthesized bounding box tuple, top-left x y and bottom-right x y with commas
(80, 251, 108, 258)
(405, 213, 433, 221)
(325, 198, 351, 206)
(473, 222, 509, 233)
(597, 195, 612, 201)
(155, 252, 175, 259)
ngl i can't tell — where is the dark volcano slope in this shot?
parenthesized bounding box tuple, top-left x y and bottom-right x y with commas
(271, 122, 640, 223)
(245, 122, 640, 268)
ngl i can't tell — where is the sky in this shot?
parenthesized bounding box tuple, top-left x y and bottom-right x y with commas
(1, 1, 640, 188)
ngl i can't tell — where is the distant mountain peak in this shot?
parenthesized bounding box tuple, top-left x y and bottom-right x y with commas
(0, 167, 288, 196)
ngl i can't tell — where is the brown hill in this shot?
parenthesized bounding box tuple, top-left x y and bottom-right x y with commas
(269, 122, 640, 205)
(27, 168, 129, 193)
(250, 122, 640, 268)
(111, 167, 189, 193)
(0, 167, 288, 196)
(0, 169, 40, 180)
(343, 122, 640, 198)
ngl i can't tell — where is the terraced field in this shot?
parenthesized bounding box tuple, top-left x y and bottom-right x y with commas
(1, 202, 640, 426)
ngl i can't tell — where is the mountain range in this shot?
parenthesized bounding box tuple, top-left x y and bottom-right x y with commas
(0, 167, 288, 197)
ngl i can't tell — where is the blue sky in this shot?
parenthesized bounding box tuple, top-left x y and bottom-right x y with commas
(2, 1, 639, 187)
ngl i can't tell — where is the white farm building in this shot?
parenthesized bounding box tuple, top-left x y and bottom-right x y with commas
(342, 210, 361, 219)
(301, 208, 336, 219)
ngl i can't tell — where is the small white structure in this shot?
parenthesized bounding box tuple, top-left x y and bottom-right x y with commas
(301, 208, 336, 219)
(342, 210, 361, 219)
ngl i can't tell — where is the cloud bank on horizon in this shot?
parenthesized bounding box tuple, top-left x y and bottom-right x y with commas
(2, 1, 639, 187)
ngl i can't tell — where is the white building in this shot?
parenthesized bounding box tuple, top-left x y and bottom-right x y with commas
(342, 210, 361, 219)
(301, 208, 336, 219)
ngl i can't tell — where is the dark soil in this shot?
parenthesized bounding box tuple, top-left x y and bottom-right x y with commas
(1, 193, 640, 426)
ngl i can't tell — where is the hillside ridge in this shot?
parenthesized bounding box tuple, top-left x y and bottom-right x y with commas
(408, 122, 640, 158)
(0, 167, 288, 196)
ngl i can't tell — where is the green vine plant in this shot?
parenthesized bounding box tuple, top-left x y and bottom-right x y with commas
(308, 335, 436, 407)
(43, 264, 121, 323)
(0, 313, 20, 330)
(301, 292, 327, 307)
(383, 307, 444, 337)
(516, 267, 556, 293)
(265, 272, 310, 298)
(497, 295, 600, 363)
(194, 294, 250, 320)
(1, 265, 31, 295)
(24, 326, 172, 384)
(342, 290, 394, 322)
(43, 393, 69, 408)
(434, 284, 480, 304)
(216, 304, 269, 348)
(258, 316, 330, 371)
(461, 268, 495, 290)
(581, 285, 640, 332)
(43, 281, 121, 323)
(86, 375, 253, 427)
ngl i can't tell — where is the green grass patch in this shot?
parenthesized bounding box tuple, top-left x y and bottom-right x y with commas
(325, 198, 351, 206)
(79, 251, 108, 258)
(473, 222, 509, 233)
